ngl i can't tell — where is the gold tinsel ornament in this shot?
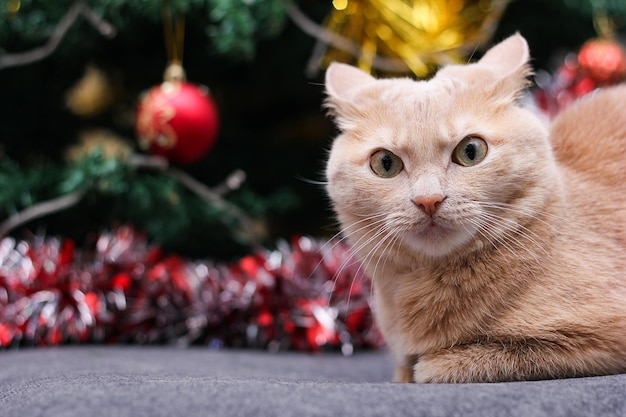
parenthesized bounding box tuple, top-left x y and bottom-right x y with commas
(318, 0, 510, 77)
(65, 65, 118, 117)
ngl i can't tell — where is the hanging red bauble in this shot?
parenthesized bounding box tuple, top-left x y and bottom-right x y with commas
(135, 66, 219, 165)
(534, 37, 626, 119)
(577, 38, 626, 84)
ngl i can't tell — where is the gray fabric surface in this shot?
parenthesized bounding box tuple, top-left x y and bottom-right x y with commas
(1, 347, 624, 417)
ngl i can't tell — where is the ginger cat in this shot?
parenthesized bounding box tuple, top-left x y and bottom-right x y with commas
(324, 34, 626, 383)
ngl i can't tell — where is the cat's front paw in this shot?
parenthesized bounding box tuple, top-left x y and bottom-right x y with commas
(413, 351, 467, 383)
(414, 348, 505, 383)
(413, 353, 448, 383)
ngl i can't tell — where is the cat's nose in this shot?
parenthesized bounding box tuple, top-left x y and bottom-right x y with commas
(412, 194, 445, 217)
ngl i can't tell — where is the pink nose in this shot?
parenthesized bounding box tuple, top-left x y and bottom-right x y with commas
(412, 194, 445, 217)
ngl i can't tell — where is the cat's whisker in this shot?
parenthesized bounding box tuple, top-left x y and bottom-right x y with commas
(294, 214, 390, 314)
(337, 216, 389, 252)
(371, 225, 401, 275)
(340, 219, 391, 268)
(466, 200, 562, 261)
(465, 212, 540, 265)
(318, 215, 384, 255)
(372, 226, 404, 291)
(464, 217, 518, 261)
(476, 200, 583, 231)
(355, 223, 407, 309)
(477, 210, 552, 260)
(317, 213, 389, 264)
(471, 213, 543, 263)
(462, 218, 498, 250)
(306, 227, 361, 301)
(341, 215, 410, 309)
(359, 222, 400, 280)
(344, 225, 394, 308)
(325, 215, 390, 306)
(295, 175, 329, 186)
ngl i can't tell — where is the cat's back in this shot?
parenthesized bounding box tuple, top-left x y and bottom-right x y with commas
(549, 85, 626, 252)
(550, 85, 626, 187)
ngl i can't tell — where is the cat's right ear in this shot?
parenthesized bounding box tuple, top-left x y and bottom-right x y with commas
(477, 33, 529, 75)
(324, 63, 376, 130)
(325, 63, 376, 102)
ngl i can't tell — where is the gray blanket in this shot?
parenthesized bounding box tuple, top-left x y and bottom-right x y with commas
(1, 347, 624, 417)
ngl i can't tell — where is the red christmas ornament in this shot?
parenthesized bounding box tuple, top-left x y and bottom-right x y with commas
(534, 37, 626, 118)
(578, 38, 626, 84)
(135, 65, 219, 165)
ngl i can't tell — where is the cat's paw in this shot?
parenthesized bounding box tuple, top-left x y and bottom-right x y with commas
(413, 353, 450, 384)
(413, 351, 466, 383)
(414, 348, 505, 383)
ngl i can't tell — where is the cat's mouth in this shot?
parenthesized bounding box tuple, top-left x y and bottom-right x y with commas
(403, 220, 471, 257)
(418, 222, 452, 237)
(406, 215, 455, 239)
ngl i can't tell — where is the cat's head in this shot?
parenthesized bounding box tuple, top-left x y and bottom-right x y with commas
(325, 34, 558, 262)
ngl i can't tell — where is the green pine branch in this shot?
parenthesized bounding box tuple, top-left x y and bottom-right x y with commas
(0, 0, 289, 61)
(0, 150, 298, 259)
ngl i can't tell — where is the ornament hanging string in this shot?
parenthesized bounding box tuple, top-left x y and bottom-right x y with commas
(161, 0, 186, 80)
(590, 0, 617, 38)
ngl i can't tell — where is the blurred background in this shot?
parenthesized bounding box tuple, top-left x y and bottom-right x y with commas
(0, 0, 624, 260)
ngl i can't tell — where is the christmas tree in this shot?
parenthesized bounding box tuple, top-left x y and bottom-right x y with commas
(0, 0, 322, 258)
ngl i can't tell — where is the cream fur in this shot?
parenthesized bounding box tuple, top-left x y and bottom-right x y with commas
(324, 34, 626, 383)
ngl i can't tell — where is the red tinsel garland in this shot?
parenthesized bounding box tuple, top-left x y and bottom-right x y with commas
(0, 227, 382, 353)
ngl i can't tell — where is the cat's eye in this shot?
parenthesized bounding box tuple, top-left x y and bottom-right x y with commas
(370, 149, 404, 178)
(452, 136, 488, 167)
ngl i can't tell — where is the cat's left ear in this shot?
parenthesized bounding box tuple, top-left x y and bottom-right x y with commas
(325, 63, 376, 102)
(478, 33, 532, 97)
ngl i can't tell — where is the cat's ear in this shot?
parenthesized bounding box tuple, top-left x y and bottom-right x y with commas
(324, 63, 376, 130)
(478, 33, 532, 98)
(325, 63, 376, 102)
(478, 33, 529, 74)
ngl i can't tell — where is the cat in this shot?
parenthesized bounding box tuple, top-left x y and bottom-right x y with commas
(324, 33, 626, 383)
